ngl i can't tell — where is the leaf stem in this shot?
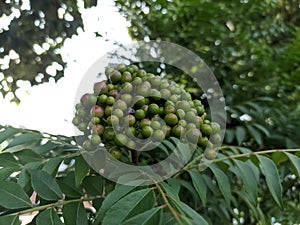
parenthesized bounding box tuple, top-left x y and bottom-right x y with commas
(187, 148, 300, 171)
(155, 183, 184, 225)
(9, 196, 102, 216)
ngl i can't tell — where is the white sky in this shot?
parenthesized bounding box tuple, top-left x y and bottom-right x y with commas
(0, 0, 132, 136)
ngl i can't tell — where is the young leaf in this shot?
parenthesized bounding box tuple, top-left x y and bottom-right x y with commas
(234, 160, 258, 205)
(257, 155, 283, 208)
(63, 202, 88, 225)
(75, 155, 90, 187)
(30, 170, 63, 201)
(0, 181, 32, 209)
(285, 152, 300, 177)
(122, 207, 162, 225)
(93, 184, 136, 224)
(0, 214, 21, 225)
(101, 188, 155, 225)
(36, 208, 63, 225)
(188, 169, 207, 206)
(209, 164, 233, 205)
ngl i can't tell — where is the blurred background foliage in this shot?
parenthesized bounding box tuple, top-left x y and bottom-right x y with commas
(0, 0, 300, 224)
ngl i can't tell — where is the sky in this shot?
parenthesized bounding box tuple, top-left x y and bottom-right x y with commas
(0, 0, 132, 136)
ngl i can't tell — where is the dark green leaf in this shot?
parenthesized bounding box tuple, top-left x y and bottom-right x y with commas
(0, 181, 32, 209)
(188, 169, 207, 206)
(235, 126, 246, 145)
(63, 202, 88, 225)
(0, 166, 19, 181)
(82, 175, 103, 196)
(5, 133, 40, 150)
(122, 207, 162, 225)
(234, 160, 258, 205)
(75, 155, 90, 187)
(0, 214, 21, 225)
(247, 126, 263, 145)
(285, 152, 300, 177)
(14, 149, 43, 164)
(257, 155, 283, 208)
(0, 128, 19, 144)
(42, 157, 63, 176)
(18, 162, 42, 190)
(102, 188, 155, 225)
(30, 170, 63, 201)
(209, 164, 233, 205)
(58, 172, 83, 198)
(36, 208, 63, 225)
(176, 201, 209, 225)
(0, 153, 20, 167)
(93, 184, 136, 224)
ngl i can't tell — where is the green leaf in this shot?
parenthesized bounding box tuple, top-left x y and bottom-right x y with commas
(234, 160, 258, 205)
(188, 169, 207, 206)
(0, 215, 21, 225)
(176, 201, 209, 225)
(82, 175, 103, 196)
(0, 128, 19, 144)
(36, 208, 63, 225)
(58, 172, 83, 198)
(14, 149, 43, 164)
(93, 184, 136, 224)
(18, 162, 42, 190)
(30, 170, 63, 201)
(0, 166, 19, 181)
(5, 133, 40, 150)
(235, 126, 246, 145)
(75, 155, 90, 187)
(235, 191, 260, 223)
(122, 207, 162, 225)
(102, 188, 155, 225)
(63, 202, 88, 225)
(209, 164, 233, 205)
(285, 152, 300, 177)
(247, 125, 263, 145)
(257, 155, 283, 208)
(0, 153, 20, 167)
(42, 157, 63, 176)
(0, 181, 32, 209)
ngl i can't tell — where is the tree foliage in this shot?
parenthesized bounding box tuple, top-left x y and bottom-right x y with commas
(0, 0, 97, 102)
(0, 0, 300, 224)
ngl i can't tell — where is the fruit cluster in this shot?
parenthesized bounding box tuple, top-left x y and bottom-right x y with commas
(72, 64, 221, 161)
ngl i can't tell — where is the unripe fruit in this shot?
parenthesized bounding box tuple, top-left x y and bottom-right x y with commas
(105, 105, 113, 116)
(87, 94, 97, 106)
(91, 116, 100, 124)
(127, 140, 136, 149)
(211, 122, 221, 133)
(148, 103, 160, 115)
(178, 119, 187, 127)
(122, 82, 133, 93)
(164, 105, 176, 114)
(140, 118, 151, 127)
(110, 148, 122, 159)
(106, 96, 115, 106)
(80, 93, 91, 104)
(193, 99, 202, 107)
(200, 124, 213, 136)
(211, 133, 222, 144)
(113, 109, 124, 118)
(151, 76, 161, 87)
(172, 125, 185, 137)
(92, 124, 104, 135)
(121, 71, 132, 83)
(153, 130, 165, 142)
(141, 126, 153, 138)
(150, 89, 161, 101)
(107, 115, 119, 125)
(176, 100, 190, 112)
(196, 106, 205, 115)
(198, 136, 209, 146)
(94, 81, 108, 95)
(136, 84, 150, 96)
(114, 133, 128, 146)
(160, 88, 171, 99)
(72, 116, 81, 126)
(120, 93, 132, 105)
(109, 89, 119, 98)
(164, 113, 178, 126)
(162, 125, 171, 138)
(110, 70, 122, 83)
(135, 109, 146, 120)
(77, 108, 87, 117)
(114, 99, 127, 111)
(83, 140, 93, 150)
(78, 122, 88, 132)
(150, 120, 161, 130)
(117, 64, 127, 72)
(176, 109, 185, 119)
(186, 128, 202, 144)
(204, 148, 217, 160)
(126, 127, 136, 137)
(98, 94, 108, 104)
(103, 128, 115, 141)
(124, 114, 136, 126)
(91, 105, 104, 118)
(105, 67, 113, 76)
(107, 83, 114, 91)
(185, 111, 197, 124)
(91, 134, 101, 145)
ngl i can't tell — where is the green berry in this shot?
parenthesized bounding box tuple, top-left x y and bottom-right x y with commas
(164, 113, 178, 126)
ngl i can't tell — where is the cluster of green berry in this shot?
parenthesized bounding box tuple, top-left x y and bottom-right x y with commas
(72, 64, 221, 161)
